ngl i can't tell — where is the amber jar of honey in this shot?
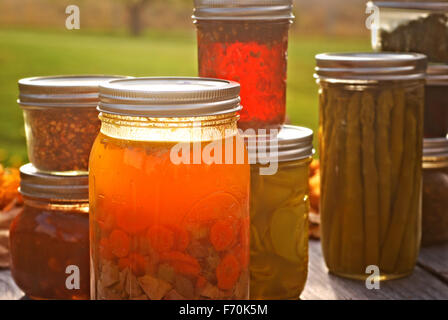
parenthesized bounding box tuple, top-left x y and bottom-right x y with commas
(247, 125, 313, 300)
(9, 164, 90, 300)
(315, 53, 426, 280)
(90, 78, 250, 300)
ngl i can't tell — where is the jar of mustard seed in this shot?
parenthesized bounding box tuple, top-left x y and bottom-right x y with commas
(247, 125, 313, 300)
(90, 77, 250, 300)
(18, 75, 128, 175)
(9, 164, 90, 300)
(193, 0, 294, 130)
(315, 52, 426, 280)
(422, 138, 448, 246)
(424, 64, 448, 138)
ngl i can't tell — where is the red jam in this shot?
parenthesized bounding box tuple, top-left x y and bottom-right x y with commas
(196, 21, 290, 130)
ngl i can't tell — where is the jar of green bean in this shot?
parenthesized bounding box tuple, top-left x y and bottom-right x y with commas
(315, 52, 427, 280)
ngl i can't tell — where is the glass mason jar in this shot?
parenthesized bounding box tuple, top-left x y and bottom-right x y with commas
(424, 65, 448, 138)
(368, 1, 448, 63)
(18, 75, 127, 175)
(193, 0, 294, 130)
(9, 164, 90, 300)
(90, 78, 250, 300)
(247, 125, 313, 300)
(315, 53, 427, 280)
(422, 138, 448, 246)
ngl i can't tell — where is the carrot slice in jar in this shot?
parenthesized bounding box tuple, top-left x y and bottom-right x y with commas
(115, 205, 151, 234)
(147, 225, 174, 253)
(216, 253, 241, 290)
(210, 218, 237, 251)
(109, 229, 130, 258)
(99, 238, 114, 260)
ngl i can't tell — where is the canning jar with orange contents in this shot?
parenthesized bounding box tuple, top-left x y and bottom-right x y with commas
(89, 78, 250, 300)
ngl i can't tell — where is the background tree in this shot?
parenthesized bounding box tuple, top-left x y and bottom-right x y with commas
(122, 0, 150, 36)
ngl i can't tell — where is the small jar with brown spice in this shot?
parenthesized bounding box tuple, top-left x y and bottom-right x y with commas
(18, 75, 128, 175)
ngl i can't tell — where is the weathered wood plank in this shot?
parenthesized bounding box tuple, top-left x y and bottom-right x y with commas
(418, 243, 448, 283)
(0, 270, 23, 300)
(1, 240, 447, 300)
(301, 240, 448, 300)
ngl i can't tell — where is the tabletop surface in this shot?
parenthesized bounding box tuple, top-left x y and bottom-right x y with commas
(1, 240, 447, 300)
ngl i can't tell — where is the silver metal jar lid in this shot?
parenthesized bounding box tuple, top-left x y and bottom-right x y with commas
(426, 64, 448, 86)
(98, 77, 242, 117)
(315, 52, 427, 81)
(369, 1, 448, 11)
(423, 138, 448, 168)
(192, 0, 294, 21)
(19, 163, 89, 201)
(246, 125, 314, 163)
(18, 75, 129, 107)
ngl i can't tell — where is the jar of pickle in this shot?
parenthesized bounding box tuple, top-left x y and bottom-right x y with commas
(368, 1, 448, 63)
(18, 75, 128, 174)
(424, 64, 448, 138)
(193, 0, 294, 130)
(315, 52, 427, 280)
(247, 125, 313, 300)
(9, 164, 90, 299)
(90, 77, 250, 300)
(422, 138, 448, 246)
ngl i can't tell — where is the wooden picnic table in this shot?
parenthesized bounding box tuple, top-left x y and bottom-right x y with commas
(1, 239, 447, 300)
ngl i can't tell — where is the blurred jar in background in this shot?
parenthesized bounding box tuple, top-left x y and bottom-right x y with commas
(424, 65, 448, 138)
(422, 138, 448, 246)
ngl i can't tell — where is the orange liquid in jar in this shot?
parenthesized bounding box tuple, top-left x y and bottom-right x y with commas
(89, 132, 250, 300)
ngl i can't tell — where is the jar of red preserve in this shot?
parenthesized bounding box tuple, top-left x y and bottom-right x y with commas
(9, 164, 90, 300)
(193, 0, 294, 130)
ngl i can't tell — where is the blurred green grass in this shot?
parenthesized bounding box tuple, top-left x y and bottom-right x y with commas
(0, 28, 370, 166)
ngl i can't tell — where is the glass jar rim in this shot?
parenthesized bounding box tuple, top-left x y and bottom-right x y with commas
(98, 77, 242, 118)
(245, 125, 314, 163)
(18, 75, 130, 107)
(192, 0, 294, 21)
(426, 64, 448, 86)
(19, 164, 89, 201)
(423, 138, 448, 163)
(369, 1, 448, 12)
(315, 52, 427, 81)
